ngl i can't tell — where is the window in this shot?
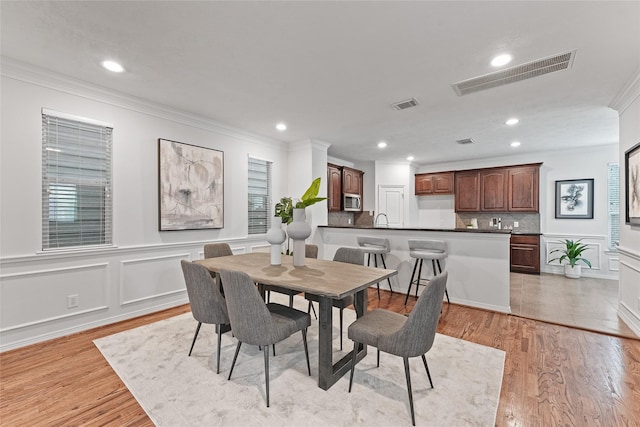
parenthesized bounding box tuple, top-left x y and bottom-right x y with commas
(248, 157, 272, 234)
(42, 110, 113, 250)
(608, 162, 619, 250)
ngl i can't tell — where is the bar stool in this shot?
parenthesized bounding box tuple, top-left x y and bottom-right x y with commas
(356, 236, 393, 298)
(405, 239, 450, 306)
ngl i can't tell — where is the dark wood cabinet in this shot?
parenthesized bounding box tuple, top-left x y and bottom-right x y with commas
(327, 163, 342, 212)
(455, 163, 541, 213)
(508, 166, 539, 212)
(455, 171, 480, 211)
(415, 172, 454, 195)
(510, 234, 540, 274)
(480, 169, 508, 211)
(342, 166, 363, 195)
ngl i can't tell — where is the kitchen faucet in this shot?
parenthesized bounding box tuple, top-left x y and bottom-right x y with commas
(374, 213, 389, 227)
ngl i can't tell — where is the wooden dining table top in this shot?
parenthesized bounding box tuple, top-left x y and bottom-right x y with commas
(195, 252, 397, 299)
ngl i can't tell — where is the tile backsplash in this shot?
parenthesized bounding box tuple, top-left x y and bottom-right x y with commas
(456, 212, 539, 233)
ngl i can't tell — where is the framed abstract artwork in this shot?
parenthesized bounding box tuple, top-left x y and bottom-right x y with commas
(555, 178, 594, 219)
(625, 142, 640, 225)
(158, 138, 224, 231)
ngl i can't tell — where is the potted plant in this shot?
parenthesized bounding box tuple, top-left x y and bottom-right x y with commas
(274, 177, 326, 257)
(549, 239, 592, 278)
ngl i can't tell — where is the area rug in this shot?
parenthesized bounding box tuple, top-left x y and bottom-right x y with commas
(94, 297, 505, 426)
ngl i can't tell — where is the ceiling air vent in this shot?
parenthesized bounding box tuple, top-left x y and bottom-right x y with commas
(391, 98, 420, 111)
(452, 50, 576, 96)
(456, 138, 474, 145)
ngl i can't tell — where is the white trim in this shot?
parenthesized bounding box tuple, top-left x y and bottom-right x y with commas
(609, 68, 640, 114)
(0, 306, 108, 333)
(119, 253, 190, 305)
(542, 233, 607, 240)
(0, 262, 109, 279)
(618, 301, 640, 337)
(618, 246, 640, 261)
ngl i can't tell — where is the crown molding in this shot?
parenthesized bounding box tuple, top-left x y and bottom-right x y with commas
(0, 56, 288, 150)
(609, 68, 640, 114)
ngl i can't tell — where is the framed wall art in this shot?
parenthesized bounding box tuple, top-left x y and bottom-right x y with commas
(555, 178, 594, 219)
(158, 138, 224, 231)
(625, 141, 640, 225)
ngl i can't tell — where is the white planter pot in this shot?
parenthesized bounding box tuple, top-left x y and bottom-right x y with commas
(287, 208, 311, 267)
(266, 216, 286, 265)
(564, 264, 582, 279)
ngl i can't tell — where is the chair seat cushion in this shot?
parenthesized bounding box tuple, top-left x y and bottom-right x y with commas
(347, 309, 406, 347)
(410, 249, 447, 260)
(304, 293, 354, 309)
(267, 303, 311, 339)
(360, 246, 389, 255)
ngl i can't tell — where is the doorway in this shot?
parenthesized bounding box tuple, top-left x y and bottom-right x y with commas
(378, 185, 404, 227)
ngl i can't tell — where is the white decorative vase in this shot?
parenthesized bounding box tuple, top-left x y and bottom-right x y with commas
(266, 216, 287, 265)
(564, 264, 582, 279)
(287, 208, 311, 267)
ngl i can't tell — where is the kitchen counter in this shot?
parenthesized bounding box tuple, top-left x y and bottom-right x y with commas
(315, 226, 512, 313)
(320, 225, 540, 235)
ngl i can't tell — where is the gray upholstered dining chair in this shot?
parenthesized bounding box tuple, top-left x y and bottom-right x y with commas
(180, 260, 230, 374)
(204, 242, 233, 259)
(348, 272, 448, 426)
(265, 244, 318, 308)
(305, 247, 364, 350)
(219, 269, 311, 408)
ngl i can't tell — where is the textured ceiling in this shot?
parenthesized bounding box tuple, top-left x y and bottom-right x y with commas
(2, 1, 639, 165)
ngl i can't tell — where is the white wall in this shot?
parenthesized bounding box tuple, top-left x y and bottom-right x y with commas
(0, 62, 290, 350)
(615, 71, 640, 336)
(415, 144, 619, 279)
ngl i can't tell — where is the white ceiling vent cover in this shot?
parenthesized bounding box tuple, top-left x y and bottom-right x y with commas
(452, 50, 576, 96)
(391, 98, 420, 110)
(456, 138, 474, 145)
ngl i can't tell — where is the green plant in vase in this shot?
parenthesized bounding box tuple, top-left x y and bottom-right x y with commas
(549, 239, 592, 278)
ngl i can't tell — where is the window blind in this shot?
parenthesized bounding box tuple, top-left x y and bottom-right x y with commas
(607, 163, 619, 250)
(42, 111, 113, 250)
(248, 157, 272, 234)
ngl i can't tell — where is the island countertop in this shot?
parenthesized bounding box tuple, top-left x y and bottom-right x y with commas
(319, 225, 540, 235)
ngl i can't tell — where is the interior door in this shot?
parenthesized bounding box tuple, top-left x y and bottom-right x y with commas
(378, 185, 404, 227)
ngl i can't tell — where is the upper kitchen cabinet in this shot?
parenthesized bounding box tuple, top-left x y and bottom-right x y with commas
(455, 170, 481, 211)
(415, 172, 454, 195)
(480, 169, 508, 211)
(327, 163, 342, 212)
(342, 166, 363, 195)
(455, 163, 541, 213)
(508, 165, 540, 212)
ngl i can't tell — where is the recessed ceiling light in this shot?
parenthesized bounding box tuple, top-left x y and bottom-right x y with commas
(505, 118, 519, 126)
(276, 123, 287, 131)
(378, 141, 387, 148)
(510, 141, 521, 148)
(491, 54, 512, 67)
(101, 60, 125, 73)
(407, 156, 414, 161)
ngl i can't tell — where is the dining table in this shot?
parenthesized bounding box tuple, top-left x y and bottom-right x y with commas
(195, 251, 397, 390)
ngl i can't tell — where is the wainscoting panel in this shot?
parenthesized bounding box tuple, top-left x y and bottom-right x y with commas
(0, 263, 109, 332)
(541, 233, 618, 279)
(120, 253, 189, 306)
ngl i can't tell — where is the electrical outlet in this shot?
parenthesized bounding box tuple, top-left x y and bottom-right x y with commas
(67, 294, 79, 308)
(514, 221, 519, 228)
(348, 218, 352, 224)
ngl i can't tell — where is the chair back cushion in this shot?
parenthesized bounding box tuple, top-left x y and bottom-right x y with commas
(219, 269, 277, 346)
(333, 247, 365, 265)
(356, 236, 390, 251)
(379, 272, 448, 357)
(204, 243, 233, 259)
(305, 244, 319, 259)
(181, 260, 229, 325)
(408, 239, 446, 253)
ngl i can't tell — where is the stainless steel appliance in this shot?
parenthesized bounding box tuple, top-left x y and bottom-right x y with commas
(343, 193, 361, 211)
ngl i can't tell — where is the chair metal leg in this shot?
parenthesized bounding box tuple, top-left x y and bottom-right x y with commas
(188, 322, 202, 356)
(348, 341, 359, 392)
(405, 259, 419, 305)
(228, 341, 242, 380)
(422, 354, 433, 388)
(302, 329, 311, 376)
(374, 254, 380, 299)
(272, 344, 276, 356)
(376, 349, 380, 367)
(289, 294, 294, 308)
(216, 324, 223, 374)
(264, 345, 270, 407)
(403, 357, 416, 426)
(436, 260, 450, 303)
(307, 301, 318, 320)
(416, 259, 424, 297)
(380, 254, 393, 293)
(267, 290, 271, 303)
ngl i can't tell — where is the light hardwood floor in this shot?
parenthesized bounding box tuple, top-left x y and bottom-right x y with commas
(510, 272, 638, 339)
(1, 290, 639, 426)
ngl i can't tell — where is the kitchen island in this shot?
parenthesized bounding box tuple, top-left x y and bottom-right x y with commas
(316, 225, 512, 313)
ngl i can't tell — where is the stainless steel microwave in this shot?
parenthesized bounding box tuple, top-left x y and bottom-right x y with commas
(343, 193, 361, 211)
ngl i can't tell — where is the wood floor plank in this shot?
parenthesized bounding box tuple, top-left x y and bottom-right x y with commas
(1, 292, 639, 426)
